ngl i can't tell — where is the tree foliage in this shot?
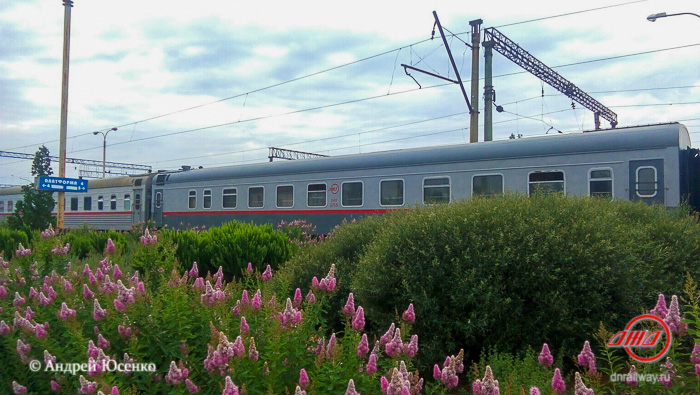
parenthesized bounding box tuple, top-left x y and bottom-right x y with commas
(8, 146, 56, 231)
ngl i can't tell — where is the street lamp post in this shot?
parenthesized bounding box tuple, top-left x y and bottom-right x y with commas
(647, 12, 700, 22)
(93, 127, 117, 178)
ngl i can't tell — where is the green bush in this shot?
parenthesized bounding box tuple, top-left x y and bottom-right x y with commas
(160, 221, 294, 280)
(0, 228, 29, 259)
(282, 194, 700, 372)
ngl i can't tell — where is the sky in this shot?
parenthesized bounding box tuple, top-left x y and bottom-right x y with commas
(1, 0, 699, 186)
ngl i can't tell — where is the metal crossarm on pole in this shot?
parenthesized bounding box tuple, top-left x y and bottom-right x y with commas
(268, 147, 329, 162)
(483, 27, 618, 128)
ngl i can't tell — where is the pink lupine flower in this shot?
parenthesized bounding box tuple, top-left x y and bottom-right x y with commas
(17, 339, 31, 355)
(110, 386, 119, 395)
(88, 272, 98, 287)
(105, 238, 116, 254)
(137, 281, 145, 295)
(16, 243, 31, 257)
(240, 316, 250, 334)
(251, 289, 262, 311)
(293, 288, 303, 307)
(626, 365, 638, 386)
(12, 381, 27, 394)
(262, 264, 272, 281)
(87, 340, 100, 359)
(165, 360, 189, 385)
(47, 285, 57, 300)
(306, 290, 316, 304)
(268, 294, 276, 307)
(44, 349, 57, 365)
(114, 299, 126, 313)
(279, 298, 301, 328)
(380, 323, 396, 346)
(530, 387, 541, 395)
(577, 341, 596, 373)
(574, 371, 593, 395)
(58, 302, 76, 320)
(118, 325, 133, 338)
(539, 343, 554, 367)
(692, 343, 700, 365)
(380, 376, 389, 393)
(311, 276, 320, 290)
(315, 337, 325, 357)
(366, 353, 377, 375)
(231, 300, 241, 316)
(246, 262, 253, 273)
(188, 262, 199, 278)
(186, 379, 199, 393)
(241, 290, 250, 306)
(352, 306, 366, 331)
(222, 376, 239, 395)
(83, 284, 95, 300)
(385, 328, 403, 357)
(441, 357, 459, 389)
(214, 266, 224, 282)
(248, 337, 259, 361)
(357, 333, 370, 357)
(78, 375, 97, 394)
(93, 299, 107, 321)
(659, 357, 674, 387)
(551, 368, 566, 393)
(344, 379, 360, 395)
(0, 285, 6, 298)
(96, 268, 105, 281)
(651, 294, 668, 318)
(343, 293, 356, 316)
(38, 292, 50, 306)
(0, 320, 11, 335)
(215, 275, 223, 290)
(326, 333, 337, 359)
(98, 333, 110, 349)
(299, 368, 310, 388)
(64, 278, 73, 292)
(50, 380, 61, 392)
(41, 224, 57, 238)
(402, 303, 415, 324)
(433, 364, 442, 379)
(35, 323, 48, 339)
(13, 292, 26, 307)
(665, 295, 687, 335)
(232, 336, 245, 357)
(113, 264, 122, 279)
(141, 228, 157, 245)
(294, 386, 306, 395)
(193, 277, 205, 290)
(25, 306, 35, 320)
(404, 334, 418, 358)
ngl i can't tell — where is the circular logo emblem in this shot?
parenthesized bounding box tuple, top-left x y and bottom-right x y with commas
(607, 314, 672, 363)
(329, 184, 339, 194)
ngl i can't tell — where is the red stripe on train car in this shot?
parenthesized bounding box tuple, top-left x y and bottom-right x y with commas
(163, 209, 393, 215)
(63, 211, 132, 216)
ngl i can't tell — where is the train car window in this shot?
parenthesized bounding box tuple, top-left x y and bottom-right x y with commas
(249, 187, 264, 208)
(70, 197, 78, 211)
(0, 201, 4, 213)
(342, 181, 363, 207)
(528, 171, 565, 195)
(110, 195, 117, 210)
(307, 184, 326, 207)
(222, 188, 237, 209)
(473, 174, 503, 197)
(7, 201, 12, 212)
(188, 190, 197, 209)
(134, 194, 141, 210)
(203, 189, 212, 209)
(124, 194, 131, 211)
(155, 192, 163, 209)
(380, 179, 404, 206)
(134, 179, 143, 186)
(423, 177, 450, 204)
(277, 186, 294, 208)
(589, 169, 613, 199)
(636, 166, 658, 198)
(84, 196, 92, 211)
(98, 196, 104, 211)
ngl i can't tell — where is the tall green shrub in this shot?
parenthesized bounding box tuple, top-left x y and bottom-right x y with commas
(0, 228, 29, 259)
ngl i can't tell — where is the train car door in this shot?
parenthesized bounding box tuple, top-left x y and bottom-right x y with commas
(153, 189, 163, 226)
(629, 159, 664, 205)
(132, 189, 143, 224)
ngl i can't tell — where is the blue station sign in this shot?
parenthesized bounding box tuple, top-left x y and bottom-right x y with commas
(37, 176, 88, 193)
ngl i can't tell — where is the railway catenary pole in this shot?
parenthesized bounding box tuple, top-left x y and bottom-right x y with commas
(483, 40, 495, 142)
(469, 19, 482, 143)
(58, 0, 74, 230)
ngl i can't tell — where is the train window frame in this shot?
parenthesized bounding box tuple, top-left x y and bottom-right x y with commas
(528, 170, 566, 196)
(203, 189, 212, 209)
(307, 183, 327, 208)
(0, 201, 4, 213)
(155, 192, 163, 209)
(70, 197, 78, 211)
(276, 185, 294, 208)
(248, 186, 265, 209)
(423, 176, 451, 205)
(124, 194, 131, 211)
(110, 195, 117, 210)
(84, 196, 92, 211)
(341, 181, 364, 207)
(134, 194, 141, 210)
(188, 190, 197, 210)
(6, 201, 12, 213)
(635, 166, 658, 198)
(222, 188, 237, 209)
(380, 179, 405, 207)
(472, 173, 504, 197)
(97, 196, 104, 211)
(588, 168, 614, 200)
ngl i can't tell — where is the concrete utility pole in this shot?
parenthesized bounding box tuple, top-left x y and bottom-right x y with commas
(58, 0, 74, 229)
(469, 19, 482, 143)
(483, 40, 495, 142)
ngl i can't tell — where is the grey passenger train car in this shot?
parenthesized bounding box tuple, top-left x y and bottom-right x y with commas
(1, 123, 698, 233)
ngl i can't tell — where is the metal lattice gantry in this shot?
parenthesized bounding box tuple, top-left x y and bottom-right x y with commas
(0, 150, 151, 178)
(483, 27, 618, 129)
(268, 147, 329, 162)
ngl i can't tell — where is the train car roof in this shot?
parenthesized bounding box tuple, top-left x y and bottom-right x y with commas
(163, 123, 691, 184)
